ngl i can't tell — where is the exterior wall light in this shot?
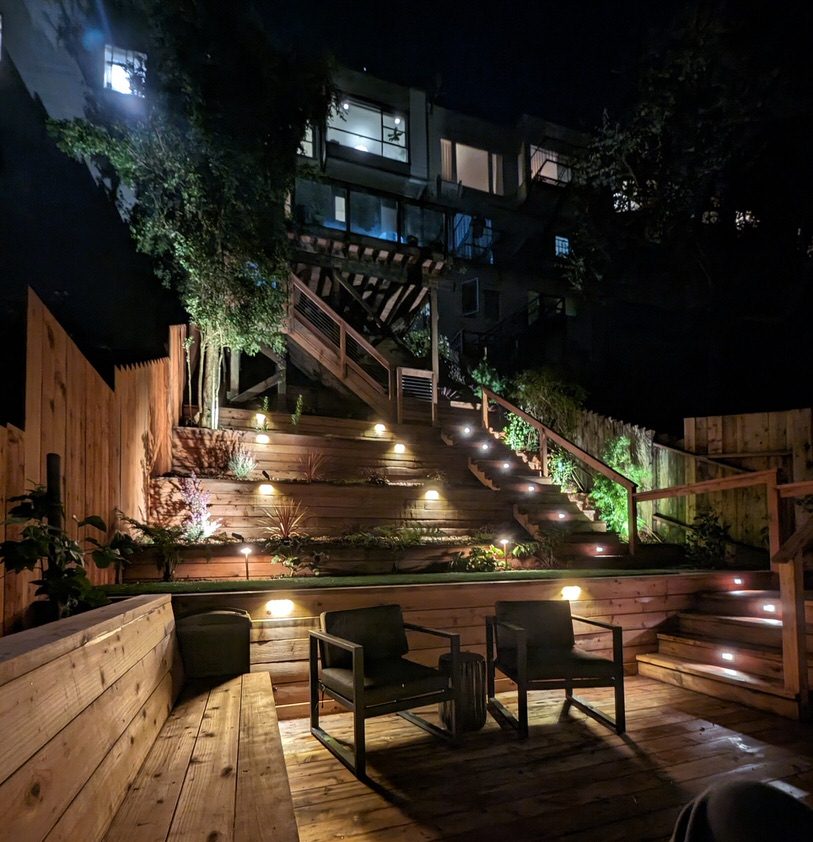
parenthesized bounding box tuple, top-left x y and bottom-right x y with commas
(762, 603, 777, 613)
(254, 412, 267, 427)
(374, 423, 387, 435)
(256, 433, 270, 445)
(258, 483, 274, 495)
(425, 489, 440, 501)
(394, 443, 406, 454)
(266, 599, 294, 617)
(561, 585, 581, 601)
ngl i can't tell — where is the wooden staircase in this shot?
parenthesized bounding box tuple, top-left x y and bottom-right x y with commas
(637, 584, 813, 718)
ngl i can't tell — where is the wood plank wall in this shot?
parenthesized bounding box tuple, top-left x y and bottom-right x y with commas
(0, 595, 180, 842)
(170, 570, 769, 720)
(0, 291, 185, 635)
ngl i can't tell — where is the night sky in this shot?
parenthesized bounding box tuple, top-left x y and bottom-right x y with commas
(266, 0, 685, 128)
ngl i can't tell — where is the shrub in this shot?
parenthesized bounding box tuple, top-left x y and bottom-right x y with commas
(263, 499, 309, 540)
(228, 443, 257, 479)
(686, 509, 731, 568)
(449, 545, 508, 572)
(299, 450, 329, 482)
(503, 413, 539, 452)
(178, 474, 222, 542)
(512, 368, 586, 438)
(588, 436, 649, 540)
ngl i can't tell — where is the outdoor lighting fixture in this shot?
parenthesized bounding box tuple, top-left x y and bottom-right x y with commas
(266, 599, 294, 617)
(394, 442, 406, 454)
(499, 538, 510, 559)
(502, 462, 510, 470)
(425, 489, 440, 501)
(374, 423, 386, 435)
(258, 483, 274, 495)
(254, 412, 267, 427)
(721, 652, 735, 662)
(557, 511, 567, 520)
(342, 101, 350, 110)
(561, 585, 582, 601)
(394, 117, 401, 125)
(762, 603, 777, 613)
(256, 433, 270, 445)
(595, 545, 605, 553)
(240, 546, 252, 557)
(481, 443, 490, 451)
(463, 426, 472, 435)
(733, 577, 743, 586)
(527, 484, 536, 493)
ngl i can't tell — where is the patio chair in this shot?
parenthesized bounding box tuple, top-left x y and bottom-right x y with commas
(486, 600, 625, 737)
(309, 604, 461, 779)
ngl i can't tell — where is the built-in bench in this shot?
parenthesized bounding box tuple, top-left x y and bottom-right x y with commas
(0, 596, 298, 842)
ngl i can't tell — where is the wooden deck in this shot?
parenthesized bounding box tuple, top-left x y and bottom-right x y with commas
(280, 676, 813, 841)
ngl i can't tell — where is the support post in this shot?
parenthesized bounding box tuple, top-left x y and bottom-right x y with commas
(430, 285, 440, 425)
(627, 488, 638, 555)
(767, 469, 782, 559)
(776, 556, 810, 719)
(227, 349, 241, 400)
(481, 388, 489, 431)
(539, 433, 548, 478)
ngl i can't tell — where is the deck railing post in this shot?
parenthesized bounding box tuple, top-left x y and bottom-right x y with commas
(775, 555, 809, 719)
(539, 433, 549, 478)
(627, 488, 638, 555)
(481, 388, 489, 431)
(396, 367, 403, 425)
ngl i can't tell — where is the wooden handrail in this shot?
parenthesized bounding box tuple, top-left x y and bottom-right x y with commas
(651, 440, 749, 475)
(633, 469, 780, 502)
(289, 274, 392, 371)
(778, 480, 813, 498)
(481, 387, 638, 552)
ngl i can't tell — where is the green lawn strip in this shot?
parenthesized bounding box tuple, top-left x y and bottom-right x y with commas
(104, 568, 700, 595)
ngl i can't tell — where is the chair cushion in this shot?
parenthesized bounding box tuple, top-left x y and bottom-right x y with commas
(495, 600, 575, 651)
(321, 657, 450, 706)
(321, 604, 409, 669)
(496, 646, 617, 682)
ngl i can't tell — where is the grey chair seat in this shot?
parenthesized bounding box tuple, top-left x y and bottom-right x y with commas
(495, 647, 617, 681)
(321, 658, 450, 706)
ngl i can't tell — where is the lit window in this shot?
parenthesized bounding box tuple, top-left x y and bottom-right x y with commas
(334, 195, 346, 223)
(441, 139, 504, 195)
(452, 214, 495, 264)
(326, 99, 408, 162)
(462, 278, 479, 315)
(298, 125, 314, 158)
(530, 146, 571, 184)
(554, 235, 570, 257)
(735, 209, 759, 231)
(104, 45, 146, 96)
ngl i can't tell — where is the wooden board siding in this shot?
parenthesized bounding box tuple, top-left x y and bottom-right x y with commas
(170, 571, 769, 720)
(0, 291, 185, 634)
(0, 596, 180, 842)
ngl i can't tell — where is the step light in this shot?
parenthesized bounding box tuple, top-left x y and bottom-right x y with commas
(733, 577, 743, 586)
(254, 412, 267, 427)
(595, 545, 605, 553)
(502, 462, 511, 470)
(762, 603, 777, 613)
(527, 484, 536, 493)
(561, 585, 581, 601)
(394, 442, 406, 454)
(481, 443, 490, 451)
(266, 599, 294, 617)
(425, 489, 440, 501)
(557, 512, 567, 519)
(257, 483, 274, 495)
(463, 426, 472, 436)
(374, 423, 387, 435)
(255, 433, 270, 445)
(721, 652, 735, 662)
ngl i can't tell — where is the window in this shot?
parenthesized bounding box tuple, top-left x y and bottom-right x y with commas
(104, 45, 146, 96)
(441, 139, 503, 195)
(326, 98, 408, 162)
(349, 191, 398, 241)
(530, 146, 571, 184)
(298, 125, 314, 158)
(451, 213, 495, 264)
(554, 235, 570, 257)
(462, 278, 479, 315)
(402, 205, 445, 249)
(293, 178, 346, 231)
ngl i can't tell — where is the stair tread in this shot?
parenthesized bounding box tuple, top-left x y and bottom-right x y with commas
(636, 652, 796, 698)
(678, 611, 785, 628)
(656, 631, 783, 659)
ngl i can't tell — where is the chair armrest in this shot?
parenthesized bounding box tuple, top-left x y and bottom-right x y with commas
(309, 628, 364, 654)
(571, 615, 620, 632)
(571, 615, 624, 666)
(403, 622, 459, 642)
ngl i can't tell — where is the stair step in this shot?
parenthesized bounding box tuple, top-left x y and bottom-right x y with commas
(695, 590, 783, 618)
(636, 652, 799, 719)
(676, 612, 786, 649)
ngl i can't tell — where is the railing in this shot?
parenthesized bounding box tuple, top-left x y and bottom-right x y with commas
(289, 275, 394, 415)
(397, 367, 437, 425)
(481, 387, 639, 553)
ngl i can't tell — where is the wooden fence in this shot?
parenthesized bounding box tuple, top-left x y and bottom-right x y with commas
(0, 290, 185, 634)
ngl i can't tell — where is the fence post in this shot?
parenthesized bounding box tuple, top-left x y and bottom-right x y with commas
(627, 487, 638, 555)
(776, 554, 809, 719)
(481, 389, 489, 431)
(767, 469, 782, 559)
(338, 323, 347, 377)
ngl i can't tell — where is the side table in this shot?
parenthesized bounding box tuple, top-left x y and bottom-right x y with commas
(439, 651, 486, 732)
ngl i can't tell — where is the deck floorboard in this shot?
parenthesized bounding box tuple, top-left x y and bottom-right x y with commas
(279, 675, 813, 841)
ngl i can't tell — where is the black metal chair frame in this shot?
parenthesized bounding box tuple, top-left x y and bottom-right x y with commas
(486, 612, 626, 737)
(309, 621, 461, 779)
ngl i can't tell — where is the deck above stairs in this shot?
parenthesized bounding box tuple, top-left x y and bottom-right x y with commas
(637, 584, 813, 719)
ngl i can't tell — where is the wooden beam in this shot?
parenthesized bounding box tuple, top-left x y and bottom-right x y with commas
(229, 374, 281, 405)
(774, 556, 809, 718)
(293, 248, 411, 285)
(634, 469, 780, 503)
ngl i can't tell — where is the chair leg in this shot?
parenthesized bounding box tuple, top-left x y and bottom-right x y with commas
(614, 673, 626, 734)
(353, 706, 366, 779)
(517, 679, 529, 739)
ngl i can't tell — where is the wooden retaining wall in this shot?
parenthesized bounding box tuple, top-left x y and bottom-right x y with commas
(0, 291, 185, 634)
(171, 570, 770, 720)
(0, 596, 180, 841)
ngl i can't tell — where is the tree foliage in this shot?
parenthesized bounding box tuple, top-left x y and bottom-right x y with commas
(51, 0, 335, 425)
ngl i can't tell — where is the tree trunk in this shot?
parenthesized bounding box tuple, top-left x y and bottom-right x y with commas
(199, 336, 222, 429)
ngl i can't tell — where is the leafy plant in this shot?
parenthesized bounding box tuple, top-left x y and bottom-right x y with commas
(0, 488, 126, 619)
(118, 513, 186, 582)
(290, 394, 304, 427)
(588, 436, 650, 540)
(228, 442, 257, 479)
(299, 450, 329, 482)
(402, 328, 458, 364)
(503, 413, 539, 453)
(363, 467, 389, 486)
(263, 499, 309, 541)
(254, 397, 270, 431)
(685, 509, 731, 569)
(469, 355, 508, 395)
(548, 447, 580, 491)
(449, 544, 508, 573)
(177, 474, 222, 542)
(512, 368, 586, 438)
